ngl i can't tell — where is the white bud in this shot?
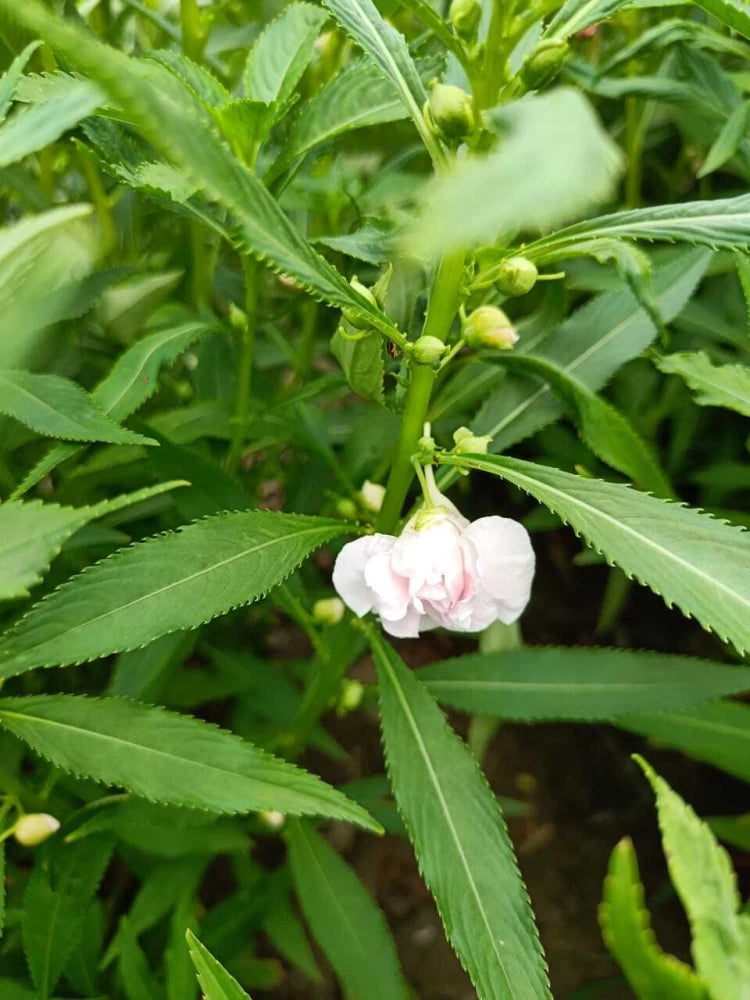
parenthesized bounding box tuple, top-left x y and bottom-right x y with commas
(313, 597, 345, 626)
(13, 813, 60, 846)
(360, 480, 386, 513)
(258, 810, 286, 830)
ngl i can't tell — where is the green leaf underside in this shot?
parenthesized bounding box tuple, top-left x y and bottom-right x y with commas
(0, 694, 379, 830)
(186, 931, 252, 1000)
(440, 454, 750, 655)
(287, 820, 408, 1000)
(372, 631, 552, 1000)
(0, 512, 355, 677)
(0, 0, 397, 339)
(655, 351, 750, 417)
(0, 369, 151, 444)
(0, 481, 186, 602)
(599, 838, 707, 1000)
(637, 758, 750, 1000)
(419, 647, 750, 721)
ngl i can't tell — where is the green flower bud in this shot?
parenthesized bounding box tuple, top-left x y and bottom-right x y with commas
(13, 813, 60, 847)
(496, 256, 538, 297)
(453, 426, 492, 454)
(520, 40, 569, 90)
(411, 335, 448, 364)
(424, 84, 475, 144)
(313, 597, 345, 626)
(342, 275, 378, 326)
(463, 306, 518, 350)
(360, 479, 386, 513)
(336, 497, 358, 520)
(258, 809, 286, 830)
(337, 678, 365, 715)
(449, 0, 481, 41)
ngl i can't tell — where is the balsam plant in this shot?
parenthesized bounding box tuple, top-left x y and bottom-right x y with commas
(0, 0, 748, 998)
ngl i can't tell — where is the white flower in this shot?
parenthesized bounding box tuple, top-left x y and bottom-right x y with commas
(332, 468, 534, 637)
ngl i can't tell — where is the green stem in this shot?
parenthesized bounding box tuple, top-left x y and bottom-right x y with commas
(180, 0, 204, 61)
(475, 0, 512, 110)
(228, 256, 258, 467)
(188, 219, 212, 310)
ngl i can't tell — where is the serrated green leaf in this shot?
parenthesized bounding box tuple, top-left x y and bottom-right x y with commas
(0, 480, 186, 602)
(186, 930, 252, 1000)
(542, 0, 634, 40)
(0, 694, 379, 831)
(655, 352, 750, 417)
(407, 88, 622, 258)
(0, 0, 398, 340)
(0, 78, 101, 167)
(371, 630, 551, 1000)
(734, 250, 750, 335)
(439, 454, 750, 654)
(330, 327, 385, 403)
(0, 511, 356, 677)
(243, 3, 327, 107)
(419, 647, 750, 721)
(23, 836, 113, 1000)
(287, 819, 408, 1000)
(523, 195, 750, 264)
(622, 701, 750, 784)
(599, 838, 707, 1000)
(320, 0, 440, 164)
(636, 757, 750, 1000)
(147, 49, 231, 107)
(489, 353, 673, 496)
(0, 369, 152, 445)
(0, 40, 41, 121)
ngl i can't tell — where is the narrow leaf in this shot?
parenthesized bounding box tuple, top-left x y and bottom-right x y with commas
(0, 79, 101, 167)
(692, 0, 750, 39)
(698, 103, 749, 177)
(655, 351, 750, 417)
(419, 647, 750, 721)
(0, 40, 41, 121)
(243, 3, 327, 106)
(439, 453, 750, 654)
(371, 630, 551, 1000)
(0, 694, 380, 831)
(186, 930, 252, 1000)
(0, 511, 356, 677)
(287, 819, 408, 1000)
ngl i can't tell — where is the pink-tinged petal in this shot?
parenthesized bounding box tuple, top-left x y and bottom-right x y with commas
(464, 516, 535, 622)
(332, 534, 395, 617)
(380, 605, 425, 638)
(364, 551, 410, 621)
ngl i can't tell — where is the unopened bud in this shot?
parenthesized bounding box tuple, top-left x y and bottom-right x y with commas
(411, 335, 447, 364)
(360, 480, 386, 513)
(496, 256, 538, 297)
(342, 276, 378, 326)
(228, 302, 247, 330)
(258, 810, 286, 830)
(449, 0, 481, 41)
(336, 498, 358, 520)
(424, 84, 475, 144)
(337, 678, 365, 715)
(13, 813, 60, 846)
(463, 306, 518, 350)
(521, 40, 569, 90)
(453, 426, 492, 454)
(313, 597, 345, 626)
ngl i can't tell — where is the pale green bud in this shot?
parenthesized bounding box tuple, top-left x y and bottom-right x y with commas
(360, 479, 386, 513)
(336, 498, 358, 520)
(424, 84, 475, 143)
(258, 810, 286, 830)
(13, 813, 60, 846)
(342, 276, 378, 326)
(313, 597, 345, 626)
(463, 306, 518, 350)
(496, 256, 538, 297)
(449, 0, 481, 41)
(337, 678, 365, 715)
(411, 335, 448, 364)
(521, 40, 569, 90)
(453, 426, 492, 454)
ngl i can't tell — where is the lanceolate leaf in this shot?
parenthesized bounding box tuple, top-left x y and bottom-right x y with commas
(0, 0, 398, 340)
(523, 194, 750, 263)
(186, 931, 252, 1000)
(0, 512, 356, 677)
(599, 838, 707, 1000)
(371, 630, 551, 1000)
(636, 757, 750, 1000)
(439, 454, 750, 654)
(0, 481, 186, 602)
(418, 647, 750, 721)
(692, 0, 750, 39)
(287, 820, 408, 1000)
(0, 40, 41, 121)
(543, 0, 634, 40)
(0, 369, 152, 444)
(0, 79, 102, 167)
(243, 2, 327, 106)
(655, 351, 750, 417)
(0, 695, 379, 831)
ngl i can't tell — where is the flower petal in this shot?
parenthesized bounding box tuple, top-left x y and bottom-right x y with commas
(332, 534, 395, 617)
(464, 516, 535, 623)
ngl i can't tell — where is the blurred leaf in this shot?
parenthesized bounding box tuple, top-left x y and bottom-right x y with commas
(0, 78, 101, 167)
(371, 630, 552, 1000)
(0, 39, 41, 121)
(0, 694, 380, 830)
(707, 814, 750, 851)
(698, 103, 749, 177)
(655, 352, 750, 417)
(331, 327, 385, 403)
(419, 647, 750, 720)
(243, 3, 327, 107)
(692, 0, 750, 39)
(118, 918, 161, 1000)
(543, 0, 634, 40)
(287, 820, 408, 1000)
(262, 890, 321, 983)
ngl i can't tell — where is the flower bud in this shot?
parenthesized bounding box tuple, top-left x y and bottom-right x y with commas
(424, 84, 475, 144)
(13, 813, 60, 846)
(496, 256, 538, 297)
(520, 40, 569, 90)
(449, 0, 481, 41)
(360, 480, 386, 513)
(342, 276, 378, 326)
(463, 306, 518, 350)
(336, 497, 358, 520)
(411, 335, 447, 364)
(258, 810, 286, 831)
(453, 426, 492, 455)
(313, 597, 345, 626)
(336, 678, 365, 715)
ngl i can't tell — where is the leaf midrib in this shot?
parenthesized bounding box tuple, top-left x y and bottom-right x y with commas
(0, 372, 111, 436)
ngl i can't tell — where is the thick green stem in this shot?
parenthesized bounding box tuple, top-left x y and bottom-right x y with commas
(228, 256, 258, 467)
(180, 0, 204, 61)
(375, 251, 465, 533)
(188, 219, 212, 310)
(475, 0, 512, 110)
